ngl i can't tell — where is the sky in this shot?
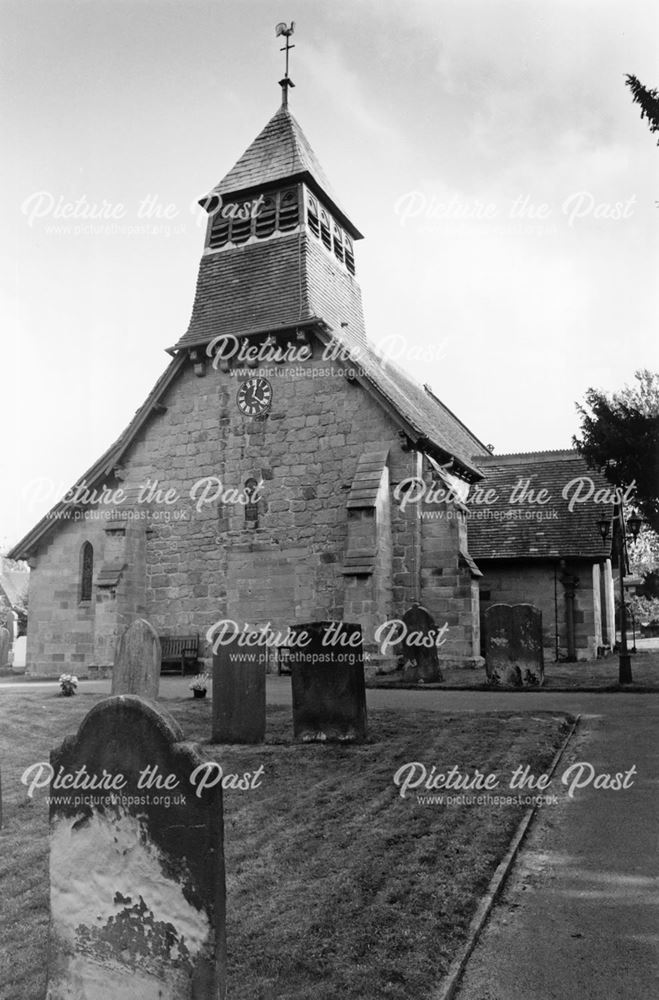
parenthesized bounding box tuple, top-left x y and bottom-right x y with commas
(2, 0, 658, 549)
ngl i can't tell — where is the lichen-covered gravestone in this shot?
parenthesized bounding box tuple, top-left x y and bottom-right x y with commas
(46, 695, 226, 1000)
(212, 637, 266, 743)
(484, 603, 544, 686)
(111, 619, 161, 699)
(289, 621, 367, 741)
(396, 603, 444, 683)
(0, 626, 10, 669)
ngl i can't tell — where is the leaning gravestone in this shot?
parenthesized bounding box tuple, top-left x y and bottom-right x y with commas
(484, 604, 544, 686)
(0, 626, 10, 669)
(396, 603, 443, 683)
(46, 695, 226, 1000)
(212, 637, 266, 743)
(111, 619, 161, 699)
(289, 621, 367, 741)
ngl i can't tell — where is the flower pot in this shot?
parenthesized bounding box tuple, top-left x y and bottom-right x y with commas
(192, 688, 207, 699)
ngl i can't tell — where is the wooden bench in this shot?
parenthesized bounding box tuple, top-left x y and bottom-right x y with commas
(159, 634, 200, 675)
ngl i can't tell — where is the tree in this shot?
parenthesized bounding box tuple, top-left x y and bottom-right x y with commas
(573, 369, 659, 534)
(626, 75, 659, 143)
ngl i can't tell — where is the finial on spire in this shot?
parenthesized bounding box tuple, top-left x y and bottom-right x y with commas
(275, 21, 296, 107)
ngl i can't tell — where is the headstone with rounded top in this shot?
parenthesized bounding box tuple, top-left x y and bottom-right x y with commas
(112, 618, 161, 700)
(484, 603, 544, 686)
(396, 603, 444, 683)
(45, 694, 226, 1000)
(0, 627, 10, 669)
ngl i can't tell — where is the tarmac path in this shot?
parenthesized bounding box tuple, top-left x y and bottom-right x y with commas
(452, 696, 659, 1000)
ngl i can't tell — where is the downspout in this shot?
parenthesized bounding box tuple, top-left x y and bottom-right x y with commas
(554, 561, 559, 662)
(413, 450, 422, 603)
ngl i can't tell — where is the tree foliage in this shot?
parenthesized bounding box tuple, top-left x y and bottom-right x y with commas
(573, 370, 659, 534)
(626, 74, 659, 143)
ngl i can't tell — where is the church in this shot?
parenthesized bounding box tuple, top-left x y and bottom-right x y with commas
(11, 55, 498, 678)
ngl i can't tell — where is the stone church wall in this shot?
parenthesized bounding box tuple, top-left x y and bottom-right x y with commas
(477, 559, 604, 662)
(25, 344, 479, 675)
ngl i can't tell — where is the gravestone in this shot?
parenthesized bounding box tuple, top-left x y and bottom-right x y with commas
(212, 638, 266, 743)
(0, 627, 10, 669)
(11, 635, 27, 672)
(484, 604, 544, 686)
(46, 695, 226, 1000)
(111, 619, 161, 699)
(289, 621, 367, 741)
(396, 603, 444, 683)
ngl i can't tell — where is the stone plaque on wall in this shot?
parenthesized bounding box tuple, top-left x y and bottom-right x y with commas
(46, 695, 226, 1000)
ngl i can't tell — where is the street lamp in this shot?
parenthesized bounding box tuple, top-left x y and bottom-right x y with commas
(598, 510, 643, 684)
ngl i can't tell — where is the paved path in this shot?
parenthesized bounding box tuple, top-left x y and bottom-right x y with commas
(453, 696, 659, 1000)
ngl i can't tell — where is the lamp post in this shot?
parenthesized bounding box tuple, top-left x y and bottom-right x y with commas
(597, 510, 642, 684)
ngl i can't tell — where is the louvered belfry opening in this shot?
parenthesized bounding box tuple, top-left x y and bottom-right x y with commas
(206, 181, 356, 277)
(208, 186, 301, 250)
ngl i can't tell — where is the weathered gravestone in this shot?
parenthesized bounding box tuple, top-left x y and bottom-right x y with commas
(484, 603, 544, 686)
(46, 695, 226, 1000)
(394, 603, 444, 683)
(289, 621, 367, 741)
(111, 619, 161, 699)
(0, 626, 10, 669)
(212, 638, 266, 743)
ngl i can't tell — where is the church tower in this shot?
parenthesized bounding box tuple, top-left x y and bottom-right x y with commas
(173, 49, 367, 361)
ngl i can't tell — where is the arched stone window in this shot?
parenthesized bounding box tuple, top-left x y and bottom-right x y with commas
(80, 541, 94, 602)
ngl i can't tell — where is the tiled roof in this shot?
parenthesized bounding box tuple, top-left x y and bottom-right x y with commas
(467, 451, 615, 559)
(175, 234, 310, 350)
(200, 105, 361, 238)
(355, 349, 490, 479)
(174, 233, 367, 351)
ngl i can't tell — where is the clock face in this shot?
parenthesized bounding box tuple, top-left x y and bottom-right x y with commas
(236, 376, 273, 416)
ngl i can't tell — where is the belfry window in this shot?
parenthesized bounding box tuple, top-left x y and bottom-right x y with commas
(332, 223, 344, 265)
(207, 187, 301, 248)
(231, 212, 251, 244)
(319, 209, 332, 250)
(306, 193, 320, 238)
(344, 236, 355, 275)
(80, 541, 94, 602)
(278, 189, 299, 231)
(305, 192, 356, 276)
(255, 196, 276, 238)
(209, 215, 230, 249)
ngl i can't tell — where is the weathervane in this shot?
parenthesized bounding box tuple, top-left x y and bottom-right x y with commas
(275, 21, 295, 107)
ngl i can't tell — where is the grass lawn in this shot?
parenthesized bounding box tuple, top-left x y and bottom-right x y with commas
(0, 690, 570, 1000)
(374, 649, 659, 691)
